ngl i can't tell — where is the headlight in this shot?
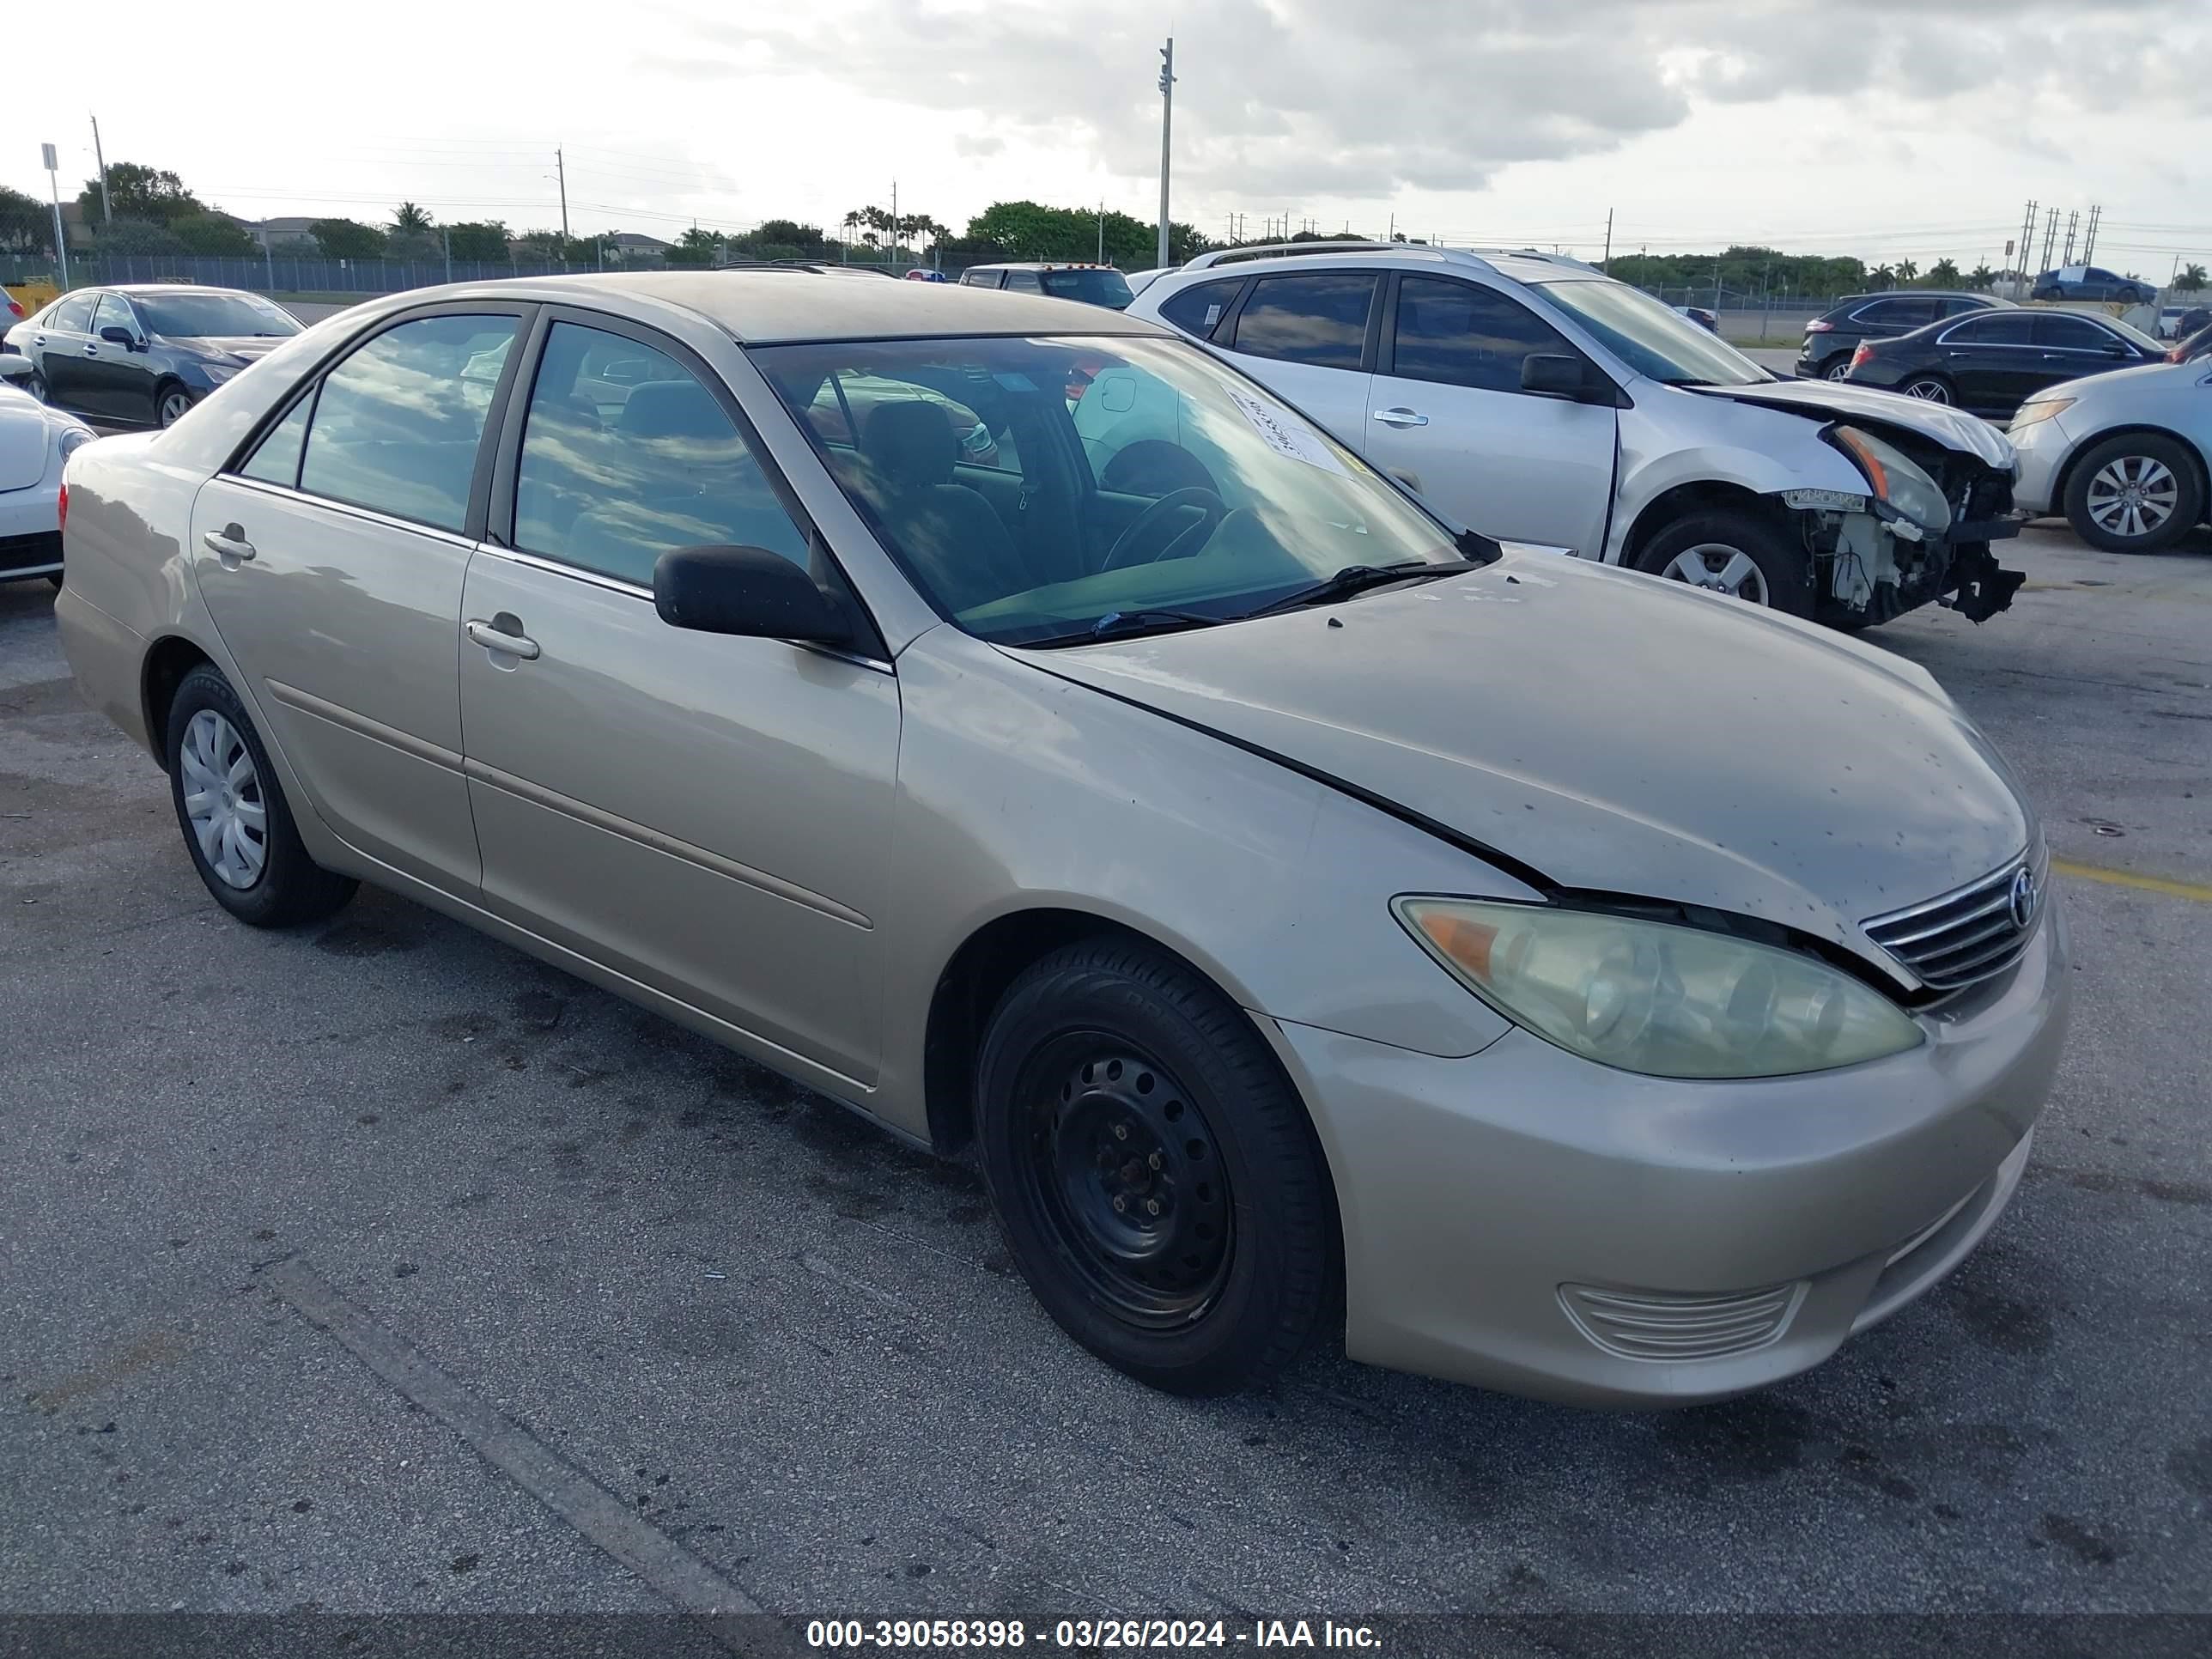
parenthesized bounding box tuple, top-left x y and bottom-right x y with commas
(2009, 398, 2074, 432)
(57, 426, 91, 461)
(1393, 897, 1923, 1079)
(198, 362, 243, 385)
(1829, 425, 1953, 535)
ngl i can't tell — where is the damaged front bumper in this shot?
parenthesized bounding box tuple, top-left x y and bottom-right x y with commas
(1778, 489, 2027, 628)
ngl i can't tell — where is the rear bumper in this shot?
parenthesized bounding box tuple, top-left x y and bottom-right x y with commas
(1265, 896, 2069, 1407)
(0, 528, 62, 578)
(52, 585, 154, 753)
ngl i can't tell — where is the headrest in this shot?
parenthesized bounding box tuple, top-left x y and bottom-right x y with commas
(864, 399, 957, 489)
(619, 380, 730, 440)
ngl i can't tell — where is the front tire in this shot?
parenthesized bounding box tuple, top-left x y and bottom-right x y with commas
(1635, 508, 1814, 617)
(22, 369, 48, 404)
(155, 382, 196, 428)
(1899, 375, 1954, 404)
(165, 665, 357, 927)
(2064, 433, 2203, 553)
(1820, 355, 1852, 381)
(975, 938, 1337, 1395)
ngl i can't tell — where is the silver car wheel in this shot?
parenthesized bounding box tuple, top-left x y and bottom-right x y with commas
(179, 709, 268, 890)
(158, 388, 195, 427)
(2084, 455, 2179, 540)
(1902, 379, 1951, 404)
(24, 370, 48, 403)
(1659, 544, 1771, 605)
(1825, 360, 1851, 380)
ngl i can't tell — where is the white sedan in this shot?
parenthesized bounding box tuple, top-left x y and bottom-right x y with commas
(0, 369, 94, 586)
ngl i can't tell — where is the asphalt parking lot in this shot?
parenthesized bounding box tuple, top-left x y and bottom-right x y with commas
(1, 525, 2208, 1632)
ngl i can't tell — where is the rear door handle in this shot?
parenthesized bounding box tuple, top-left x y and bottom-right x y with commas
(201, 525, 255, 564)
(466, 618, 540, 660)
(1372, 406, 1429, 428)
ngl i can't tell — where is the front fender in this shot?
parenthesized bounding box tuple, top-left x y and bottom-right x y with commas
(1607, 392, 1863, 562)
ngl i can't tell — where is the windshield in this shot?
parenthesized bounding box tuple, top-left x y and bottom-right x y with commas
(1042, 270, 1135, 309)
(137, 293, 301, 339)
(1534, 279, 1771, 386)
(757, 334, 1460, 646)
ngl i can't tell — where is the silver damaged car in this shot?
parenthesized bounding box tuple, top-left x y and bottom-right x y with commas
(52, 273, 2069, 1403)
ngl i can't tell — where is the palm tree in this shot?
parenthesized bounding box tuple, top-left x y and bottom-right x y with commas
(1871, 264, 1896, 287)
(392, 201, 434, 234)
(2179, 263, 2207, 290)
(1926, 258, 1960, 287)
(1968, 264, 1996, 289)
(1893, 258, 1919, 283)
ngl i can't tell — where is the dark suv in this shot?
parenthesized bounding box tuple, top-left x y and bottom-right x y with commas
(1796, 291, 2007, 380)
(2031, 265, 2154, 304)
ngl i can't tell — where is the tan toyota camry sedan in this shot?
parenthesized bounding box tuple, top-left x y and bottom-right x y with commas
(53, 273, 2069, 1404)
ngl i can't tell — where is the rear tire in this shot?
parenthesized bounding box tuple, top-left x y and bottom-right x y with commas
(22, 369, 48, 404)
(1635, 508, 1814, 617)
(1820, 356, 1852, 380)
(2064, 433, 2203, 553)
(1899, 376, 1954, 404)
(164, 665, 357, 927)
(975, 938, 1337, 1395)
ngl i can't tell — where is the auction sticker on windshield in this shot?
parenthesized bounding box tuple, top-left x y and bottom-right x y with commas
(1226, 388, 1348, 475)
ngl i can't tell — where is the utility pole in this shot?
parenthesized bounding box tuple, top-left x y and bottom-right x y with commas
(1601, 207, 1613, 272)
(2062, 210, 2078, 265)
(2081, 204, 2100, 265)
(2040, 207, 2058, 276)
(443, 224, 453, 284)
(2016, 200, 2037, 294)
(41, 144, 69, 288)
(89, 115, 111, 223)
(891, 179, 899, 265)
(556, 146, 569, 241)
(1156, 37, 1175, 268)
(1098, 198, 1105, 264)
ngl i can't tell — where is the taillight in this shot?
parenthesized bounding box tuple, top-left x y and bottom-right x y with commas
(1850, 343, 1874, 369)
(2168, 346, 2185, 363)
(57, 483, 67, 532)
(1805, 319, 1833, 332)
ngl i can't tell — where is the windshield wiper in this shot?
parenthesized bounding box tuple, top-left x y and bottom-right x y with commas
(1241, 559, 1485, 619)
(1023, 608, 1225, 647)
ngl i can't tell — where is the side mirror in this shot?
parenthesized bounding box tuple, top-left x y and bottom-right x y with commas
(98, 325, 137, 348)
(1522, 353, 1612, 404)
(653, 544, 852, 646)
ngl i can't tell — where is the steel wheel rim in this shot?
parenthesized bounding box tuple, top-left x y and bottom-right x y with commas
(1660, 543, 1771, 605)
(1904, 379, 1950, 404)
(1015, 1032, 1234, 1329)
(159, 390, 193, 426)
(2085, 455, 2179, 538)
(179, 710, 268, 889)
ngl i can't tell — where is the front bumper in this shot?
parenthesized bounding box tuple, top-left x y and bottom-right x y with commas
(1265, 893, 2069, 1407)
(2007, 411, 2073, 516)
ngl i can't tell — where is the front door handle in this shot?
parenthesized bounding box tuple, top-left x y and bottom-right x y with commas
(466, 618, 540, 660)
(82, 343, 100, 356)
(201, 525, 256, 565)
(1372, 406, 1429, 428)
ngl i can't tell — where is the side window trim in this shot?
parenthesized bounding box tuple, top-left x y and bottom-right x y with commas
(483, 303, 888, 661)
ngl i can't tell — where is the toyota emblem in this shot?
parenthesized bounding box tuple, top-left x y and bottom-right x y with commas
(2008, 866, 2039, 931)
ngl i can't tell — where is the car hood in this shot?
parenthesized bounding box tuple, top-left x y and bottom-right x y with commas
(0, 390, 60, 490)
(165, 335, 290, 364)
(1015, 554, 2032, 971)
(1691, 377, 2016, 469)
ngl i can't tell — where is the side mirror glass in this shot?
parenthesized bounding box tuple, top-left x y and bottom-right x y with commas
(653, 544, 853, 647)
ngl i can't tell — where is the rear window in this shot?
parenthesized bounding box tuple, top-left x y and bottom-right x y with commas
(1040, 270, 1134, 309)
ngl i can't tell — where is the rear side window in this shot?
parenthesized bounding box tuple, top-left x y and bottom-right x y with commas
(48, 294, 95, 333)
(1855, 297, 1937, 327)
(239, 394, 315, 488)
(1389, 276, 1577, 392)
(1156, 278, 1245, 340)
(296, 313, 518, 533)
(514, 321, 808, 588)
(1231, 272, 1377, 369)
(1939, 297, 1989, 317)
(1943, 313, 2035, 345)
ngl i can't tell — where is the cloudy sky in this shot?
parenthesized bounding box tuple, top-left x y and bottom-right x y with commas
(15, 0, 2211, 272)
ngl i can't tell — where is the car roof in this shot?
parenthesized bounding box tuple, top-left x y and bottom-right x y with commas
(1158, 242, 1598, 290)
(1832, 290, 2003, 307)
(968, 262, 1124, 272)
(425, 270, 1167, 343)
(102, 283, 266, 296)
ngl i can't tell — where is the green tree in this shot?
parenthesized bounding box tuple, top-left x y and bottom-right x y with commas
(1893, 258, 1919, 283)
(443, 222, 510, 262)
(1968, 264, 1996, 289)
(960, 200, 1208, 269)
(169, 212, 257, 256)
(0, 184, 49, 254)
(1925, 258, 1960, 288)
(309, 218, 386, 259)
(80, 162, 201, 226)
(2180, 263, 2208, 290)
(392, 201, 434, 234)
(665, 227, 723, 266)
(92, 218, 184, 255)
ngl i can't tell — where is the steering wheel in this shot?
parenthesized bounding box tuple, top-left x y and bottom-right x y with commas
(1101, 487, 1227, 572)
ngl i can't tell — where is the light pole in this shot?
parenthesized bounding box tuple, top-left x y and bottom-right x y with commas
(1156, 38, 1175, 269)
(41, 143, 70, 289)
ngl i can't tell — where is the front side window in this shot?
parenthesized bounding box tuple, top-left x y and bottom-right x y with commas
(48, 294, 95, 334)
(514, 321, 807, 588)
(1534, 279, 1771, 386)
(758, 334, 1459, 646)
(1391, 276, 1577, 392)
(1003, 270, 1043, 293)
(2038, 315, 2116, 350)
(1156, 278, 1245, 341)
(297, 313, 518, 532)
(91, 295, 137, 339)
(1231, 273, 1376, 369)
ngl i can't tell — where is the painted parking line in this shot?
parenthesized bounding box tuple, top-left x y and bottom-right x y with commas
(2051, 858, 2212, 904)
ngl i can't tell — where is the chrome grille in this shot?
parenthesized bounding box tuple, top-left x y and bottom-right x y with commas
(1560, 1282, 1803, 1362)
(1863, 849, 2045, 992)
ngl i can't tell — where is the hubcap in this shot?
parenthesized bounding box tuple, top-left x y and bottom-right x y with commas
(1904, 380, 1950, 404)
(179, 710, 268, 889)
(1659, 543, 1771, 605)
(159, 391, 193, 426)
(1018, 1036, 1233, 1328)
(2086, 455, 2178, 539)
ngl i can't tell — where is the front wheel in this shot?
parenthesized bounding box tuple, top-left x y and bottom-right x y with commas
(165, 665, 357, 927)
(1821, 356, 1852, 381)
(2064, 433, 2203, 553)
(155, 383, 196, 428)
(21, 369, 48, 404)
(1899, 376, 1954, 404)
(1635, 508, 1814, 617)
(975, 938, 1338, 1395)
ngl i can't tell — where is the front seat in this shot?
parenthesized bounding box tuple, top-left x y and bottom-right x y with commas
(860, 401, 1032, 614)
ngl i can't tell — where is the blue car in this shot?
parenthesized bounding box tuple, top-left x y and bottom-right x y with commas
(2031, 264, 2155, 305)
